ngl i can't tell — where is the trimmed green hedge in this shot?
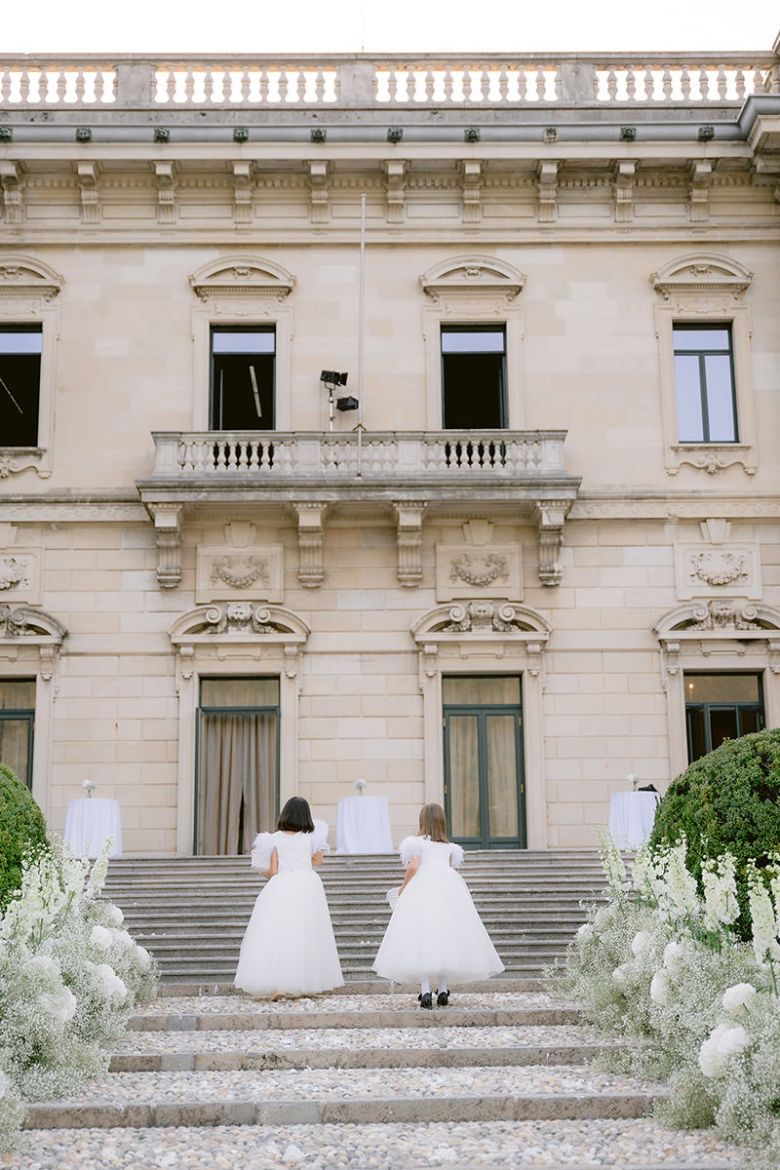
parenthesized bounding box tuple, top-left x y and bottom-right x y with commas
(650, 727, 780, 936)
(0, 763, 48, 908)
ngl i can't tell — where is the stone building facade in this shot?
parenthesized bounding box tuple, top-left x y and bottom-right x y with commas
(0, 46, 779, 853)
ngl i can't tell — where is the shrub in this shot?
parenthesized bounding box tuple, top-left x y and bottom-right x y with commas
(0, 764, 48, 909)
(650, 729, 780, 937)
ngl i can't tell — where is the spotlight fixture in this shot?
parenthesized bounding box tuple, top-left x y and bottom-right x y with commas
(310, 127, 327, 143)
(336, 395, 359, 412)
(543, 127, 558, 144)
(464, 127, 480, 143)
(387, 127, 404, 144)
(154, 127, 171, 143)
(620, 125, 636, 142)
(698, 125, 715, 142)
(233, 127, 249, 143)
(76, 127, 92, 143)
(0, 126, 13, 142)
(320, 370, 348, 387)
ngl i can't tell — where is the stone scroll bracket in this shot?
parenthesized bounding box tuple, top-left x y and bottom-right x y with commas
(534, 500, 571, 586)
(393, 502, 426, 587)
(154, 161, 177, 225)
(293, 502, 328, 588)
(0, 161, 24, 225)
(148, 503, 183, 589)
(537, 161, 558, 223)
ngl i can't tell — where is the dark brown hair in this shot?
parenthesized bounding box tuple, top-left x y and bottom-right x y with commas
(277, 797, 314, 833)
(418, 803, 448, 843)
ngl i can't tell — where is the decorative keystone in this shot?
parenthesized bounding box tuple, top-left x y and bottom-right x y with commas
(0, 127, 12, 143)
(464, 126, 480, 143)
(233, 126, 249, 143)
(310, 127, 327, 143)
(153, 127, 171, 143)
(387, 127, 404, 144)
(698, 125, 715, 142)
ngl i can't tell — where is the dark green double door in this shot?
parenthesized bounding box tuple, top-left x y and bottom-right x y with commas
(443, 676, 526, 849)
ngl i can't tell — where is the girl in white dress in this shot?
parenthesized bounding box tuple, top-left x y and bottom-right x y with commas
(373, 803, 504, 1008)
(234, 797, 344, 998)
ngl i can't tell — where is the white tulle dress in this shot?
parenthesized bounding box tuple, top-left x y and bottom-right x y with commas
(372, 836, 505, 986)
(234, 825, 344, 997)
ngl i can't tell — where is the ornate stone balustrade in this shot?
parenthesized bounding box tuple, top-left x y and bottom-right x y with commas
(147, 429, 570, 486)
(0, 54, 777, 110)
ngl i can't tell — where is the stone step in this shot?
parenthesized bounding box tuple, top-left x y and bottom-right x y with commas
(12, 1119, 741, 1170)
(23, 1064, 662, 1130)
(156, 976, 551, 996)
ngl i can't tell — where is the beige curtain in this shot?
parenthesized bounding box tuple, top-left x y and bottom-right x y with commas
(198, 712, 277, 855)
(0, 719, 31, 784)
(448, 715, 480, 839)
(486, 714, 519, 838)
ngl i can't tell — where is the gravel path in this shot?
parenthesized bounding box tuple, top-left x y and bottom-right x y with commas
(37, 1065, 661, 1106)
(1, 1120, 744, 1169)
(112, 1023, 602, 1054)
(134, 991, 570, 1017)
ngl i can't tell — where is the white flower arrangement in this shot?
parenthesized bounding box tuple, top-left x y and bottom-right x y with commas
(702, 855, 740, 932)
(631, 930, 652, 957)
(698, 1022, 750, 1078)
(81, 779, 96, 798)
(722, 982, 757, 1015)
(650, 970, 670, 1006)
(353, 778, 368, 794)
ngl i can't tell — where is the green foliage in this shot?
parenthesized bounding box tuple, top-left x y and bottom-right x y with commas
(650, 729, 780, 938)
(0, 764, 48, 908)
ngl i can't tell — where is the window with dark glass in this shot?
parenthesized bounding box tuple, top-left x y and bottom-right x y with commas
(0, 679, 35, 788)
(0, 326, 43, 447)
(441, 326, 506, 429)
(673, 324, 737, 443)
(210, 327, 275, 430)
(685, 672, 764, 763)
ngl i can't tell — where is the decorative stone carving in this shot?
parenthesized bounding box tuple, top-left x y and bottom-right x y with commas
(443, 601, 532, 632)
(651, 253, 754, 300)
(537, 161, 558, 223)
(412, 599, 551, 648)
(232, 160, 254, 224)
(293, 502, 327, 587)
(534, 500, 571, 587)
(196, 543, 283, 604)
(0, 552, 40, 602)
(393, 502, 426, 587)
(613, 160, 635, 223)
(309, 160, 329, 224)
(0, 161, 23, 225)
(687, 600, 761, 631)
(384, 160, 406, 224)
(689, 160, 713, 224)
(148, 503, 182, 589)
(420, 255, 525, 304)
(460, 160, 482, 224)
(0, 254, 63, 300)
(675, 542, 760, 600)
(76, 162, 101, 224)
(154, 161, 177, 225)
(671, 447, 757, 477)
(169, 601, 309, 643)
(435, 542, 522, 602)
(655, 600, 780, 639)
(189, 255, 295, 302)
(0, 605, 67, 677)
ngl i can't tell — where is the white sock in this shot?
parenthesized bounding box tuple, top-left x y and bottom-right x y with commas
(420, 978, 431, 996)
(438, 977, 448, 994)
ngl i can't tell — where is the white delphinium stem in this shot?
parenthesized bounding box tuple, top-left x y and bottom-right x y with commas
(702, 854, 740, 936)
(600, 833, 630, 903)
(747, 863, 780, 992)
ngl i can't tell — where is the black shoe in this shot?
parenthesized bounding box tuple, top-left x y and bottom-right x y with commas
(436, 989, 450, 1007)
(418, 992, 433, 1010)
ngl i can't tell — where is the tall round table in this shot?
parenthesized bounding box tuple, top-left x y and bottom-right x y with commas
(608, 791, 660, 850)
(64, 797, 123, 859)
(337, 795, 394, 854)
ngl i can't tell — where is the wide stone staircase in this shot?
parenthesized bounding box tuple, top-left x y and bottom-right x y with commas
(101, 849, 608, 981)
(14, 852, 743, 1169)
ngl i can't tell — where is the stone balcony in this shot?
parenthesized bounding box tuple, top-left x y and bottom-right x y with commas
(137, 428, 581, 590)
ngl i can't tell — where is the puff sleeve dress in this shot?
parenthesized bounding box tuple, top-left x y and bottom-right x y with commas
(372, 836, 504, 986)
(234, 825, 344, 997)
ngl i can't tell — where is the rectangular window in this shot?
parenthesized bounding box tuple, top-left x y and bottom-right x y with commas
(0, 326, 43, 448)
(684, 672, 764, 763)
(673, 324, 737, 443)
(0, 678, 36, 788)
(210, 327, 275, 430)
(441, 325, 506, 429)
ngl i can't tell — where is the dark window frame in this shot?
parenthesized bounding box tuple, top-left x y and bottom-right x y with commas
(440, 324, 508, 430)
(684, 671, 765, 763)
(673, 322, 738, 444)
(0, 324, 44, 449)
(209, 325, 276, 432)
(0, 677, 36, 789)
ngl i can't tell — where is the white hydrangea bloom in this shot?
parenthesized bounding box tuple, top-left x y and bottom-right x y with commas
(110, 929, 135, 950)
(105, 904, 124, 927)
(650, 970, 670, 1005)
(135, 945, 152, 971)
(662, 940, 688, 974)
(90, 925, 113, 951)
(39, 986, 77, 1025)
(24, 954, 59, 977)
(631, 931, 652, 957)
(612, 964, 629, 988)
(594, 905, 614, 930)
(576, 923, 594, 943)
(722, 983, 757, 1015)
(698, 1023, 750, 1078)
(95, 963, 128, 1001)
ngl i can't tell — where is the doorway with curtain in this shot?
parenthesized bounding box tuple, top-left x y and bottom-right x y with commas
(195, 676, 280, 855)
(443, 675, 526, 849)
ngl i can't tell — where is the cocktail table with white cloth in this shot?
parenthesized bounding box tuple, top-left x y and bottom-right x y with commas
(64, 797, 123, 859)
(608, 790, 660, 850)
(336, 794, 394, 854)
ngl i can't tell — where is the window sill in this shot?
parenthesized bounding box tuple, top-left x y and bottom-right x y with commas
(0, 448, 49, 479)
(666, 442, 756, 476)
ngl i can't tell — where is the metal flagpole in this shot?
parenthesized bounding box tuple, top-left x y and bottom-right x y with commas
(356, 192, 367, 476)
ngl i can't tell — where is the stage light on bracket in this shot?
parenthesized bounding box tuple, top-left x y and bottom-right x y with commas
(336, 395, 359, 412)
(320, 370, 349, 387)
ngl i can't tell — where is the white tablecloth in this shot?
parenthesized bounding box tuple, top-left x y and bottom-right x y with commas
(64, 798, 123, 859)
(608, 791, 660, 850)
(337, 795, 394, 854)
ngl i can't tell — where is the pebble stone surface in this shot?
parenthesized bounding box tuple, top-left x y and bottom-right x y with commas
(133, 991, 565, 1016)
(2, 1121, 745, 1170)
